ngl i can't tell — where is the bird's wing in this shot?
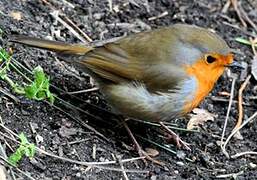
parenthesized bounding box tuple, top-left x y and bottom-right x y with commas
(77, 28, 188, 92)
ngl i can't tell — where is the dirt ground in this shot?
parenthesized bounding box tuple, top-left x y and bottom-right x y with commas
(0, 0, 257, 179)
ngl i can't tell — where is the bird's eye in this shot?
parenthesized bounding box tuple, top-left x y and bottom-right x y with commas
(205, 55, 216, 64)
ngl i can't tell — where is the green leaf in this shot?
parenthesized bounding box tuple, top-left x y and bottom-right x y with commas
(235, 37, 257, 47)
(8, 133, 36, 166)
(0, 48, 11, 62)
(24, 84, 37, 98)
(24, 66, 55, 103)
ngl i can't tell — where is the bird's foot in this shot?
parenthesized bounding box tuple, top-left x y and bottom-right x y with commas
(122, 120, 164, 166)
(159, 122, 191, 151)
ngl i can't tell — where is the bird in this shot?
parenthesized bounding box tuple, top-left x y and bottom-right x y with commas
(10, 24, 241, 165)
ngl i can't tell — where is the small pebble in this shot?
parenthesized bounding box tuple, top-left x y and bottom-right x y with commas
(176, 161, 185, 166)
(249, 162, 257, 169)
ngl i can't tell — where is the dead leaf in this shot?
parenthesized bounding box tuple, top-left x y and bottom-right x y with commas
(251, 55, 257, 81)
(187, 108, 216, 130)
(10, 11, 22, 21)
(145, 148, 159, 157)
(59, 126, 78, 137)
(233, 131, 243, 140)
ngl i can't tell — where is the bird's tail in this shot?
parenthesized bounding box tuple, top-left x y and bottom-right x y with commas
(10, 35, 93, 55)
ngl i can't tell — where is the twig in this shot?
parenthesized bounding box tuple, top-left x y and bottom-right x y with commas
(50, 10, 88, 44)
(62, 16, 93, 42)
(45, 99, 109, 141)
(62, 138, 90, 145)
(238, 2, 257, 32)
(231, 0, 247, 27)
(136, 135, 194, 162)
(131, 119, 198, 133)
(148, 11, 168, 21)
(117, 155, 129, 180)
(210, 96, 251, 106)
(107, 0, 113, 12)
(220, 75, 237, 150)
(0, 142, 16, 180)
(58, 0, 75, 8)
(0, 156, 36, 180)
(216, 170, 244, 178)
(222, 111, 257, 158)
(231, 151, 257, 158)
(232, 75, 251, 136)
(221, 0, 231, 13)
(0, 123, 148, 173)
(222, 21, 256, 37)
(250, 38, 257, 56)
(41, 0, 92, 43)
(0, 87, 19, 103)
(92, 144, 96, 160)
(65, 87, 99, 95)
(37, 148, 148, 173)
(249, 96, 257, 100)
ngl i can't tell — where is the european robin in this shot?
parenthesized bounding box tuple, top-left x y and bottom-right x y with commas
(10, 24, 241, 164)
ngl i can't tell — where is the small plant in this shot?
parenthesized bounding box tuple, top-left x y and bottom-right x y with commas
(0, 48, 54, 103)
(8, 133, 36, 166)
(235, 37, 257, 47)
(24, 66, 54, 103)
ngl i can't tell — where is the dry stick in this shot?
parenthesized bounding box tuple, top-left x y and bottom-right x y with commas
(220, 76, 237, 149)
(221, 0, 231, 13)
(222, 21, 256, 38)
(0, 128, 35, 180)
(41, 0, 92, 43)
(250, 38, 257, 55)
(0, 87, 19, 103)
(117, 156, 129, 180)
(211, 96, 251, 106)
(36, 148, 148, 173)
(148, 11, 168, 21)
(0, 156, 36, 180)
(231, 0, 247, 27)
(238, 2, 257, 32)
(66, 87, 99, 95)
(50, 11, 88, 44)
(46, 100, 109, 141)
(225, 37, 257, 158)
(216, 170, 244, 179)
(0, 142, 17, 180)
(63, 16, 93, 42)
(222, 111, 257, 158)
(58, 0, 75, 8)
(0, 125, 148, 173)
(249, 96, 257, 100)
(232, 75, 251, 135)
(231, 151, 257, 158)
(107, 0, 113, 12)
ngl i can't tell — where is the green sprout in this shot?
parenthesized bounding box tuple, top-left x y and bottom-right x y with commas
(8, 133, 36, 166)
(0, 48, 54, 103)
(235, 37, 257, 47)
(24, 66, 54, 104)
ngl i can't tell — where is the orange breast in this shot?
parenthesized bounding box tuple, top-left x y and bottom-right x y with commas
(183, 60, 225, 113)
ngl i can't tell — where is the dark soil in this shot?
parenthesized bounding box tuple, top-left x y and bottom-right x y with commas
(0, 0, 257, 179)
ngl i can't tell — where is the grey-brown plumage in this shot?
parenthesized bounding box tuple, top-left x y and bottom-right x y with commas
(10, 24, 232, 122)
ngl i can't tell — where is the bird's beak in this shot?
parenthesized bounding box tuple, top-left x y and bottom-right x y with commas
(227, 61, 245, 69)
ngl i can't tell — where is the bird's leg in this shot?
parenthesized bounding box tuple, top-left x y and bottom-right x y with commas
(159, 122, 191, 151)
(122, 120, 164, 166)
